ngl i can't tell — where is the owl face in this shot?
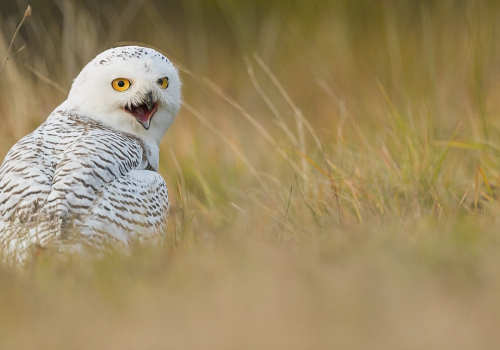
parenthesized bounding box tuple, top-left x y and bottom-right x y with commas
(65, 46, 181, 145)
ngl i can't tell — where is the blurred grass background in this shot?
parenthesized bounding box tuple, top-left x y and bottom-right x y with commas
(3, 0, 500, 348)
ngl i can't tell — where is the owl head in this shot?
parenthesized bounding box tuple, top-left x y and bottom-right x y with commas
(64, 46, 181, 146)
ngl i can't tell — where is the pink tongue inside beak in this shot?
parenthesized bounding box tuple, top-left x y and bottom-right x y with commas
(131, 105, 152, 123)
(125, 102, 158, 130)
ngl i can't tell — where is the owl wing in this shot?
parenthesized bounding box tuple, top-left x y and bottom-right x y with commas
(74, 170, 169, 249)
(40, 116, 168, 245)
(0, 127, 54, 222)
(0, 114, 169, 260)
(0, 126, 56, 258)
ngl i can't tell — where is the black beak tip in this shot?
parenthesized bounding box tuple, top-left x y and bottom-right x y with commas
(138, 119, 151, 130)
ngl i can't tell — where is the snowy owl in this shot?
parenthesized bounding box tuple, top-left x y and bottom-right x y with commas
(0, 46, 181, 263)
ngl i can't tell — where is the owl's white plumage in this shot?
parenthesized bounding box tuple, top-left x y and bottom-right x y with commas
(0, 46, 181, 263)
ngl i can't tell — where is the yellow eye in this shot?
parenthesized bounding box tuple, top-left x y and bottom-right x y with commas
(157, 77, 169, 89)
(112, 78, 131, 92)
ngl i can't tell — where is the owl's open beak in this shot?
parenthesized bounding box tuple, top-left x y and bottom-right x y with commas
(123, 91, 158, 130)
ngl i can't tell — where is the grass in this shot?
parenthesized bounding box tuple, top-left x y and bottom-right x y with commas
(2, 0, 500, 348)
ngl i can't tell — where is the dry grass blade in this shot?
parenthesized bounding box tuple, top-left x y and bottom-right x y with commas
(477, 163, 494, 198)
(431, 123, 462, 183)
(0, 5, 31, 75)
(280, 186, 293, 239)
(24, 63, 67, 94)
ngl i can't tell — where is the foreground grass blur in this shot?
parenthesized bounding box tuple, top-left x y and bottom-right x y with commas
(2, 0, 500, 348)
